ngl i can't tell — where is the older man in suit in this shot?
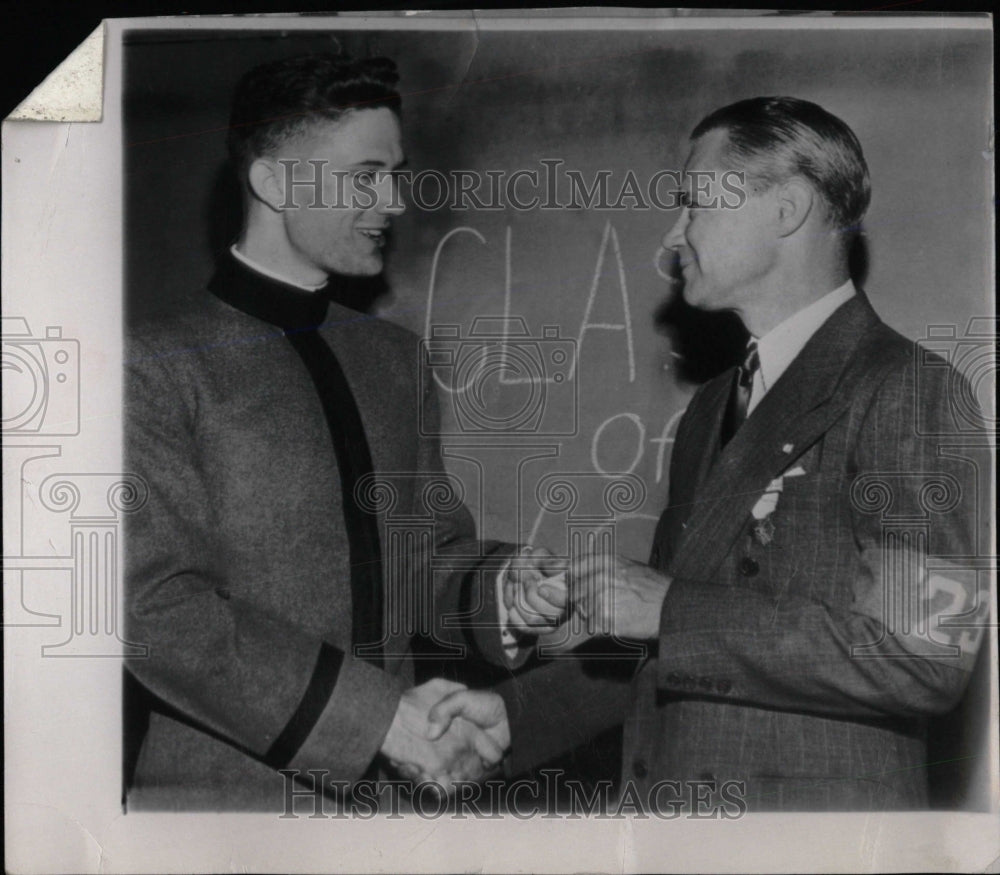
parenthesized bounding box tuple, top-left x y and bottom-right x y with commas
(124, 54, 524, 811)
(433, 97, 989, 811)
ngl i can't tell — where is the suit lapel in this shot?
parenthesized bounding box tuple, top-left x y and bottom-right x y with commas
(650, 375, 730, 568)
(671, 376, 730, 514)
(669, 293, 883, 582)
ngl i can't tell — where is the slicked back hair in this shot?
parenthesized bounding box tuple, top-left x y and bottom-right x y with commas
(691, 96, 871, 236)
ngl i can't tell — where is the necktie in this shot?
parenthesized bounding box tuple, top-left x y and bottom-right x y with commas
(720, 341, 759, 447)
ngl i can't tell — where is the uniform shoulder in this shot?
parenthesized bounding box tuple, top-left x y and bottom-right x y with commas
(323, 304, 422, 353)
(124, 294, 264, 383)
(369, 311, 422, 347)
(127, 293, 234, 350)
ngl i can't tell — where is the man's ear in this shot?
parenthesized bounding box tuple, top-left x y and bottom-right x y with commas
(775, 177, 814, 238)
(247, 157, 287, 212)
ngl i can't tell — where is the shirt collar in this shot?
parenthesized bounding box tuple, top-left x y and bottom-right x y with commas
(752, 279, 856, 395)
(229, 244, 328, 293)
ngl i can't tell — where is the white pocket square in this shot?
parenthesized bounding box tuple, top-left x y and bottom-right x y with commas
(750, 467, 807, 520)
(751, 490, 780, 520)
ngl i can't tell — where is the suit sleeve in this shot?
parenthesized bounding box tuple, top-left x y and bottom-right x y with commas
(124, 335, 404, 784)
(655, 356, 988, 721)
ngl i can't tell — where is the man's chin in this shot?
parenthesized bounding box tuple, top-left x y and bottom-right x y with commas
(682, 284, 731, 313)
(330, 257, 384, 279)
(681, 283, 709, 310)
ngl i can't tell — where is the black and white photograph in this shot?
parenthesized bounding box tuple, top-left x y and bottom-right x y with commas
(3, 11, 996, 874)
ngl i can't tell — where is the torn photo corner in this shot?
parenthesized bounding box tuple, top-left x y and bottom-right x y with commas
(2, 12, 996, 875)
(8, 23, 104, 122)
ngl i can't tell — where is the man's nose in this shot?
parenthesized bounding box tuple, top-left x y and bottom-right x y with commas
(376, 172, 406, 216)
(662, 207, 689, 251)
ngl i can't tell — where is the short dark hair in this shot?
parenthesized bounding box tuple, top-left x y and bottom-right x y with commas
(691, 96, 871, 234)
(226, 53, 401, 178)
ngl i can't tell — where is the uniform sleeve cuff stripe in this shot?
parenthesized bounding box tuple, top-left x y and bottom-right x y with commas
(263, 643, 344, 769)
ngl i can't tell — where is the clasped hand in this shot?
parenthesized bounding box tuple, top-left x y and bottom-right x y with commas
(380, 678, 510, 793)
(502, 545, 671, 642)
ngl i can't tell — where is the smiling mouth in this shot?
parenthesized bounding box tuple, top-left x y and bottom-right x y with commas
(358, 228, 387, 246)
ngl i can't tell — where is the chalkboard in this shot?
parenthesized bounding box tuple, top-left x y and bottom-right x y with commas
(125, 24, 992, 563)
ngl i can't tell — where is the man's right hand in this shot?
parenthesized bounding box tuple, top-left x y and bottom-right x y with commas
(379, 678, 507, 792)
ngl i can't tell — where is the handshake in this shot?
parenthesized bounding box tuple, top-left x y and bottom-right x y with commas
(377, 546, 671, 792)
(379, 677, 510, 792)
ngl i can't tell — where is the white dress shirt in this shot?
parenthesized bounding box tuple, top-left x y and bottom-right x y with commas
(747, 279, 856, 415)
(229, 244, 327, 292)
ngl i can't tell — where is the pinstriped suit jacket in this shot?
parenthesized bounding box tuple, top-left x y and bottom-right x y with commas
(496, 292, 987, 811)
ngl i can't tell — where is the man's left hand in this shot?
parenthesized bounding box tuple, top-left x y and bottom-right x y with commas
(567, 551, 672, 641)
(502, 545, 569, 633)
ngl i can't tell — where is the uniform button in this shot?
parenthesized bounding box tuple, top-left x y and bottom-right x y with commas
(715, 679, 732, 694)
(632, 759, 648, 779)
(697, 676, 713, 691)
(739, 557, 759, 577)
(215, 587, 232, 600)
(683, 675, 697, 690)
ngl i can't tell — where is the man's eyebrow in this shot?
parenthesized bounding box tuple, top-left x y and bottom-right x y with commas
(349, 157, 409, 170)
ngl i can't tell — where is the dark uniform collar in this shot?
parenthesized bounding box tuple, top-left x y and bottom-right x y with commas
(208, 251, 331, 331)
